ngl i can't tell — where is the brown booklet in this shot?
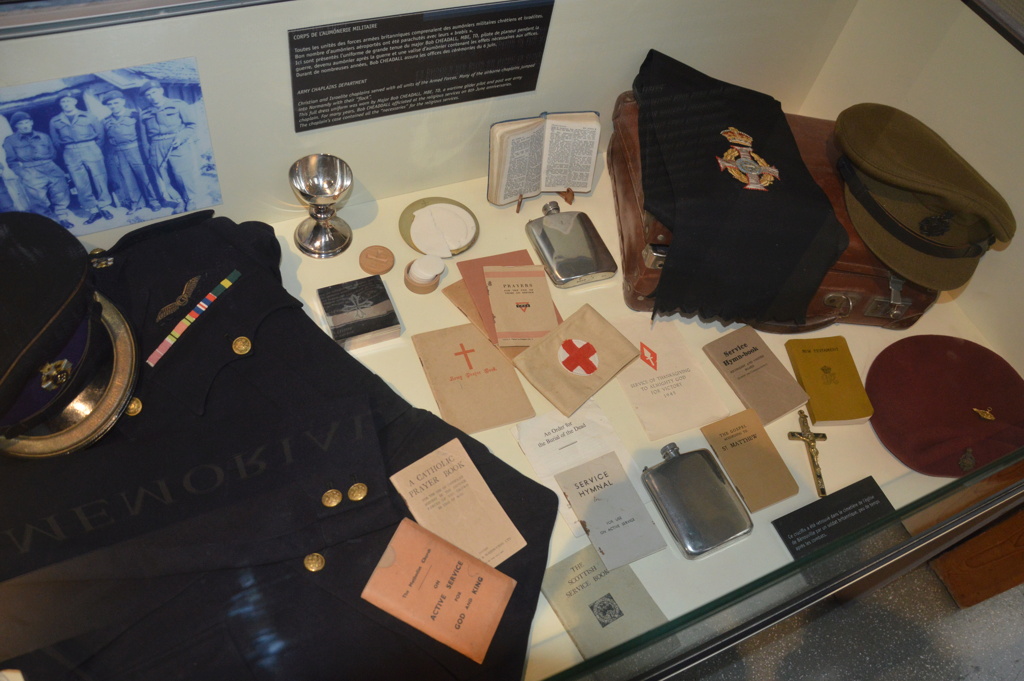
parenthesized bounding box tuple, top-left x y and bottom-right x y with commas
(411, 323, 535, 433)
(700, 409, 799, 512)
(441, 280, 525, 361)
(455, 250, 537, 344)
(484, 264, 558, 347)
(702, 325, 807, 425)
(361, 518, 517, 664)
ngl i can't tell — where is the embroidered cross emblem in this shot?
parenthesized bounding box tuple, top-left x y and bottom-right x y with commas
(716, 127, 779, 191)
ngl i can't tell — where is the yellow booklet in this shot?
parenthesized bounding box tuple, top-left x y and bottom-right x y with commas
(784, 336, 874, 425)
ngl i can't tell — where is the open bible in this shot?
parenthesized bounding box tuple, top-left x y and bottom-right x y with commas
(486, 111, 600, 206)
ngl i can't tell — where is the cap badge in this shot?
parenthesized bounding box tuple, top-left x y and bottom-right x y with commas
(919, 211, 954, 237)
(959, 447, 976, 472)
(717, 127, 779, 191)
(972, 406, 996, 421)
(39, 359, 73, 390)
(156, 275, 201, 323)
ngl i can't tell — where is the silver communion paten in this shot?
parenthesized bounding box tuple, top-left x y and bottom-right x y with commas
(289, 154, 354, 258)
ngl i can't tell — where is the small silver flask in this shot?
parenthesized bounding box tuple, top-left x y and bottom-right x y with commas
(525, 201, 617, 288)
(641, 443, 752, 558)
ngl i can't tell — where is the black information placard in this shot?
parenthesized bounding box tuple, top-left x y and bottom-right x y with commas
(771, 477, 896, 559)
(288, 0, 554, 132)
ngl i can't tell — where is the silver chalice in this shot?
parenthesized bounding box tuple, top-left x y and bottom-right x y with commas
(289, 154, 354, 258)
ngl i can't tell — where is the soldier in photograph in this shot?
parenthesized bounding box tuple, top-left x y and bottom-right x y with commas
(0, 160, 15, 213)
(2, 111, 74, 229)
(49, 88, 114, 225)
(100, 90, 163, 215)
(139, 80, 203, 212)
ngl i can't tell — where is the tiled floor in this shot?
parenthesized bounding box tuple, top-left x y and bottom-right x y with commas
(675, 565, 1024, 681)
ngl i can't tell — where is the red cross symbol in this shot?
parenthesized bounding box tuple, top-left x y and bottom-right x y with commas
(559, 338, 599, 375)
(454, 343, 475, 370)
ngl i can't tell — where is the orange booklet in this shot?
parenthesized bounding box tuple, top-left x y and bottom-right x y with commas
(361, 518, 517, 663)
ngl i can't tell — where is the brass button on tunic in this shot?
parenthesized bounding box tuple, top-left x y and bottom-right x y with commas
(125, 397, 143, 416)
(347, 483, 368, 501)
(231, 336, 252, 355)
(303, 553, 326, 572)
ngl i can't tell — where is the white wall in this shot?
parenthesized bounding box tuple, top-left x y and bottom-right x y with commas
(0, 0, 855, 248)
(800, 0, 1024, 373)
(4, 0, 1020, 368)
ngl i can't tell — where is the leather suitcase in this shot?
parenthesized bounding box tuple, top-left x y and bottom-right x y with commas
(607, 91, 938, 332)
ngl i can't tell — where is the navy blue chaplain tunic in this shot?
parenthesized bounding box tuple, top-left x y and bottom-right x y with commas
(0, 211, 558, 680)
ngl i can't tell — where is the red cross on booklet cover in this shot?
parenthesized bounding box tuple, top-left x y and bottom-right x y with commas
(411, 323, 535, 433)
(514, 304, 638, 417)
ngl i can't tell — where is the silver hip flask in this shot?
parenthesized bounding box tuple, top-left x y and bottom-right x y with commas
(641, 443, 752, 558)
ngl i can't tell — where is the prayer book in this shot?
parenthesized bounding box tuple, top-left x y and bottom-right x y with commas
(486, 111, 600, 206)
(317, 275, 400, 350)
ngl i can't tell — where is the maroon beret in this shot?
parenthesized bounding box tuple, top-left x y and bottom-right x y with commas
(866, 335, 1024, 477)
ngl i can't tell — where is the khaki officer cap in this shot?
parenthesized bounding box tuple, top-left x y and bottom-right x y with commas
(835, 103, 1015, 291)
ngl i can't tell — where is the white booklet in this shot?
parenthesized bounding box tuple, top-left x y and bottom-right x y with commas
(512, 402, 645, 537)
(390, 438, 526, 567)
(542, 544, 667, 659)
(555, 451, 666, 570)
(614, 316, 729, 440)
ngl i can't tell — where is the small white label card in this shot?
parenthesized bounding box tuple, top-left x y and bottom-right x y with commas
(615, 316, 728, 440)
(513, 402, 644, 537)
(554, 451, 666, 570)
(390, 438, 526, 567)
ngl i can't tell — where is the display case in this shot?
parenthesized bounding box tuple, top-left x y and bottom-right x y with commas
(2, 1, 1023, 680)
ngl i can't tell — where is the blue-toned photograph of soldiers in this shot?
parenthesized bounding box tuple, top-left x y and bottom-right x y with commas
(0, 57, 221, 236)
